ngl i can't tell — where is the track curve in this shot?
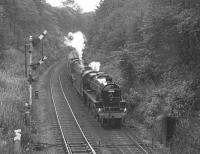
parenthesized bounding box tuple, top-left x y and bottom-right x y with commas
(50, 67, 97, 154)
(49, 60, 155, 154)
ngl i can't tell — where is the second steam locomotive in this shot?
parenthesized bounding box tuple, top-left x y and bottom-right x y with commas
(67, 50, 127, 128)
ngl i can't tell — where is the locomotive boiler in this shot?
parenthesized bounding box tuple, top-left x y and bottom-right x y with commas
(67, 51, 127, 128)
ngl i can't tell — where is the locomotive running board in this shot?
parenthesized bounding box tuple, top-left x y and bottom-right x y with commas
(83, 90, 98, 103)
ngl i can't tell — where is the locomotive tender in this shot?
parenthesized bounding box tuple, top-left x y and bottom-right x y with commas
(67, 50, 127, 128)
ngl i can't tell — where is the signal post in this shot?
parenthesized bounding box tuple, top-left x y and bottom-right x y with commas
(24, 30, 47, 126)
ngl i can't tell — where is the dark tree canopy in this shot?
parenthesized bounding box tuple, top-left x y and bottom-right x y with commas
(0, 0, 83, 59)
(84, 1, 200, 152)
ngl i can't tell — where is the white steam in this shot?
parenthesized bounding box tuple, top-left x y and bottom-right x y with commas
(89, 61, 101, 71)
(65, 31, 86, 60)
(97, 78, 107, 85)
(64, 32, 101, 72)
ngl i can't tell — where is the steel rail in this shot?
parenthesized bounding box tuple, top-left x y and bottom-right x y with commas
(50, 61, 148, 154)
(125, 131, 150, 154)
(50, 71, 72, 154)
(59, 76, 97, 154)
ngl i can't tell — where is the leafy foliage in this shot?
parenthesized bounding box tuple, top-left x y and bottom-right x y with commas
(85, 0, 200, 116)
(0, 0, 84, 146)
(84, 0, 200, 151)
(0, 0, 82, 52)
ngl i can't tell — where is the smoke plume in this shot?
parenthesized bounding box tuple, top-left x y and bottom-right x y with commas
(89, 61, 101, 71)
(64, 31, 86, 60)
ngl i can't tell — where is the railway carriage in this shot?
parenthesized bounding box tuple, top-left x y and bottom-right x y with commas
(67, 51, 127, 128)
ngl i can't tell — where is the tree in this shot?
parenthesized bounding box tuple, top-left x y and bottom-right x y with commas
(62, 0, 82, 12)
(62, 0, 75, 6)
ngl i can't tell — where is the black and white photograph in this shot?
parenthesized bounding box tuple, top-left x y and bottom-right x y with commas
(0, 0, 200, 153)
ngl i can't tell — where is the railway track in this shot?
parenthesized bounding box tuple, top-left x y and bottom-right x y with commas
(124, 128, 154, 154)
(50, 67, 97, 154)
(49, 62, 154, 154)
(61, 66, 154, 154)
(98, 129, 152, 154)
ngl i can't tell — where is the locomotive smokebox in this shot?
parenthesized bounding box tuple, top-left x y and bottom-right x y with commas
(82, 71, 121, 103)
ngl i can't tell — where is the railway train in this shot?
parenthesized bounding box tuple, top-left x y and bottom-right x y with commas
(67, 50, 127, 128)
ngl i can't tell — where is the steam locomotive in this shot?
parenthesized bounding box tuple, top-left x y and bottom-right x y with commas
(67, 50, 127, 128)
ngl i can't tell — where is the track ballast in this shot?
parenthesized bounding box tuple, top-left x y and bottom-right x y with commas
(50, 69, 97, 154)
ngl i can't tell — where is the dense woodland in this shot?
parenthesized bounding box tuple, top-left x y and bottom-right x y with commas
(84, 0, 200, 153)
(0, 0, 83, 152)
(0, 0, 200, 153)
(0, 0, 84, 54)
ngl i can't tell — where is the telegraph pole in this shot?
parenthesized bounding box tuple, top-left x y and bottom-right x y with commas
(24, 30, 47, 129)
(27, 30, 47, 107)
(24, 44, 27, 77)
(42, 39, 44, 58)
(28, 36, 33, 106)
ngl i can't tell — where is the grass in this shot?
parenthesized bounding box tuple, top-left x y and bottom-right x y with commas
(0, 48, 28, 153)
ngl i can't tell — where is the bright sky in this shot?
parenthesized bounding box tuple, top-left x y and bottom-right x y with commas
(46, 0, 101, 12)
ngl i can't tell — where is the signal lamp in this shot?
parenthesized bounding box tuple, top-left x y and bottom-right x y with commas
(39, 60, 44, 65)
(97, 108, 102, 112)
(32, 30, 47, 47)
(43, 56, 47, 60)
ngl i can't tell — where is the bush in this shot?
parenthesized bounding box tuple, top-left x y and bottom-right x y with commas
(0, 101, 23, 132)
(171, 119, 200, 154)
(0, 48, 27, 135)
